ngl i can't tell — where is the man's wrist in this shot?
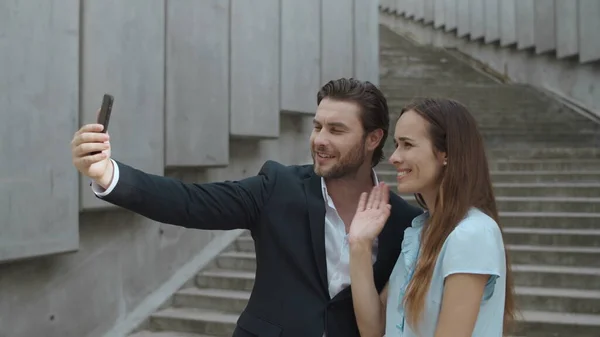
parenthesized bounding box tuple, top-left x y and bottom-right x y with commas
(95, 160, 114, 189)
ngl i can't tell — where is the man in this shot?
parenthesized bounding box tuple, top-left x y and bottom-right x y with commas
(71, 78, 422, 337)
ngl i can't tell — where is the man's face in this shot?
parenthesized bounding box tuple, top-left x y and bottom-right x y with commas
(310, 98, 368, 179)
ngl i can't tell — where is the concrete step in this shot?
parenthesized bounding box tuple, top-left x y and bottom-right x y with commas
(513, 264, 600, 290)
(503, 228, 600, 247)
(508, 245, 600, 268)
(515, 310, 600, 337)
(380, 75, 497, 87)
(173, 288, 250, 313)
(376, 170, 600, 183)
(516, 286, 600, 315)
(382, 181, 600, 198)
(149, 308, 237, 336)
(215, 251, 256, 272)
(196, 269, 255, 291)
(483, 137, 600, 149)
(495, 196, 600, 213)
(490, 171, 600, 183)
(481, 131, 600, 140)
(498, 212, 600, 229)
(130, 331, 215, 337)
(396, 194, 600, 213)
(233, 237, 255, 253)
(379, 76, 497, 86)
(378, 57, 494, 86)
(478, 123, 600, 131)
(230, 237, 254, 254)
(382, 84, 568, 108)
(492, 183, 600, 198)
(485, 148, 600, 160)
(377, 159, 600, 172)
(487, 159, 600, 171)
(383, 137, 600, 153)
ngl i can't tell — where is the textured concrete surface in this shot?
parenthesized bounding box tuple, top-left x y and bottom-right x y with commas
(0, 0, 379, 335)
(379, 9, 600, 120)
(0, 114, 314, 337)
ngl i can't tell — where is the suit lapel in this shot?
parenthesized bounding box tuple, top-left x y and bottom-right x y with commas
(303, 173, 329, 296)
(372, 217, 395, 290)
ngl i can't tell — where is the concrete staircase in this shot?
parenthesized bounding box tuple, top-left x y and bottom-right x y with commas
(128, 233, 254, 337)
(376, 26, 600, 337)
(128, 26, 600, 337)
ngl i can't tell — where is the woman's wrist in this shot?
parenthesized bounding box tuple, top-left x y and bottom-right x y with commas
(348, 235, 374, 253)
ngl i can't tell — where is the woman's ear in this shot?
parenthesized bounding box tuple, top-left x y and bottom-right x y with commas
(438, 152, 448, 166)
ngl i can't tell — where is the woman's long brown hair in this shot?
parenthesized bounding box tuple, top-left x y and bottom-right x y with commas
(399, 98, 517, 335)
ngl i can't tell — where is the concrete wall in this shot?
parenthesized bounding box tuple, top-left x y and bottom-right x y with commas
(379, 0, 600, 119)
(0, 0, 379, 336)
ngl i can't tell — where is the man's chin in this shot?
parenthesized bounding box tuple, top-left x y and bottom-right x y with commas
(313, 164, 332, 177)
(313, 166, 327, 177)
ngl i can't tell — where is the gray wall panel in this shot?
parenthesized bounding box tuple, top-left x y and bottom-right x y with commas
(386, 0, 394, 12)
(396, 0, 404, 15)
(424, 0, 435, 23)
(405, 0, 414, 18)
(281, 0, 320, 114)
(500, 0, 517, 46)
(322, 0, 354, 81)
(534, 0, 556, 54)
(555, 0, 578, 58)
(484, 0, 500, 43)
(414, 0, 425, 20)
(516, 0, 535, 49)
(230, 0, 280, 137)
(0, 0, 79, 262)
(469, 0, 485, 40)
(355, 0, 380, 85)
(457, 0, 471, 37)
(165, 0, 229, 167)
(445, 0, 457, 31)
(80, 0, 165, 210)
(579, 0, 600, 63)
(434, 0, 445, 28)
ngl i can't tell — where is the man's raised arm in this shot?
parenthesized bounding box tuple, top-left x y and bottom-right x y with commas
(72, 123, 276, 231)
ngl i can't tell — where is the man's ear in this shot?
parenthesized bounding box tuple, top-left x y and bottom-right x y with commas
(367, 129, 384, 151)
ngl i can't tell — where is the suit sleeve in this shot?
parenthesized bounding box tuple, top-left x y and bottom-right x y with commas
(97, 160, 279, 231)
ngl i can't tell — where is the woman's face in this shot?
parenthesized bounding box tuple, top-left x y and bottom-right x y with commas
(388, 110, 446, 198)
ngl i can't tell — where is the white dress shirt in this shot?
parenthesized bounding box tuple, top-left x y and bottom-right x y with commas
(321, 173, 379, 299)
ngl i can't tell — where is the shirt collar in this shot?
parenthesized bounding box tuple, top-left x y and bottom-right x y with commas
(320, 169, 380, 207)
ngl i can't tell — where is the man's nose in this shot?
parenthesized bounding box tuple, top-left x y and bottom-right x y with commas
(313, 131, 330, 147)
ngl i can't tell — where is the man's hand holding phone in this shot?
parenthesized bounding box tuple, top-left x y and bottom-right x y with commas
(71, 94, 115, 189)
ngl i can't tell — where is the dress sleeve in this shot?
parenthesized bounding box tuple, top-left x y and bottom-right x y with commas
(440, 212, 506, 301)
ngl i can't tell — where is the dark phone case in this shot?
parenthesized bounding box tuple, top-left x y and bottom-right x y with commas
(90, 94, 114, 155)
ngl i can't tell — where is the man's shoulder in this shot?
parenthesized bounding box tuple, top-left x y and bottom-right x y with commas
(388, 192, 423, 220)
(259, 160, 315, 179)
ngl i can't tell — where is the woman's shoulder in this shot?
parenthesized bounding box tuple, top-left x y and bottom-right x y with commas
(448, 208, 502, 242)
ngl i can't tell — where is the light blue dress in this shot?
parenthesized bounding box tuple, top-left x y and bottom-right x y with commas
(385, 207, 506, 337)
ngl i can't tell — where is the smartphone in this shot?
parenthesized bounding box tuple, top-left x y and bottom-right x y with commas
(91, 94, 114, 155)
(97, 94, 114, 133)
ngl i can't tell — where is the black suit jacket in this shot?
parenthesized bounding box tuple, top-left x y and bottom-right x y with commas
(99, 160, 423, 337)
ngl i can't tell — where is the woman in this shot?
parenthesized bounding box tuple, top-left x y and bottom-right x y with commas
(347, 98, 516, 337)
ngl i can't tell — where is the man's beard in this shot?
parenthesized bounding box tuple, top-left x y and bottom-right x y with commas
(312, 140, 368, 179)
